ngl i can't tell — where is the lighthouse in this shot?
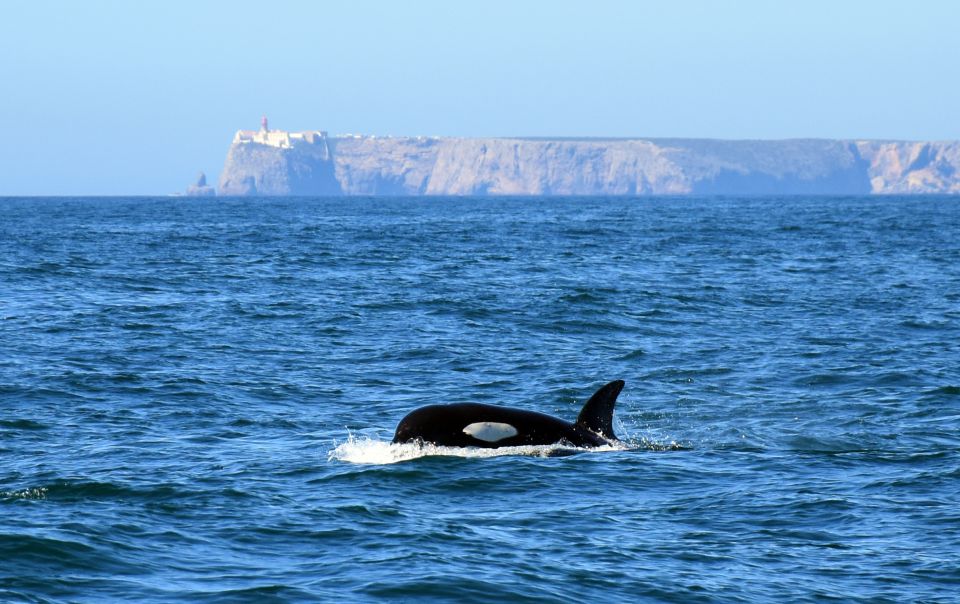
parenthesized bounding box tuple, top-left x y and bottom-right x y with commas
(261, 115, 269, 132)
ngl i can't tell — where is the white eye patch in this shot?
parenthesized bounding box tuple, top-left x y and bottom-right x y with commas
(462, 422, 518, 443)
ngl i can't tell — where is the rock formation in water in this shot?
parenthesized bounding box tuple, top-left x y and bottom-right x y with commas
(185, 171, 216, 197)
(216, 127, 960, 196)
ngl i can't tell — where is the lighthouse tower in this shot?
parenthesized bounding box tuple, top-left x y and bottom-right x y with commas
(261, 115, 269, 133)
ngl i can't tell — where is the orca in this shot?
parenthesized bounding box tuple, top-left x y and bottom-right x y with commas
(392, 380, 625, 448)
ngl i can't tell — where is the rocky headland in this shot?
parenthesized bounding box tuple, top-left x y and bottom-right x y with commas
(217, 128, 960, 196)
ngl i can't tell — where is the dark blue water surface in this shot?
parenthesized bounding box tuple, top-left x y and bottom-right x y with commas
(1, 196, 959, 603)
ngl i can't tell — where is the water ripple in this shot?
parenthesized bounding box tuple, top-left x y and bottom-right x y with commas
(1, 196, 959, 602)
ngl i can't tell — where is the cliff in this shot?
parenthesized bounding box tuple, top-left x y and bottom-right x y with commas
(856, 141, 960, 194)
(217, 131, 960, 196)
(218, 130, 340, 195)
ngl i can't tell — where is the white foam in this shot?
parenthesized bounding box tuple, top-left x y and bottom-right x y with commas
(0, 487, 47, 500)
(327, 434, 632, 465)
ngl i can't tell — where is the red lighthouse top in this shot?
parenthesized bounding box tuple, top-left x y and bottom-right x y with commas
(261, 116, 268, 132)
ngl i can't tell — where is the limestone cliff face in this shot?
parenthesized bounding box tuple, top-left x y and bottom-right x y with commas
(856, 141, 960, 194)
(424, 139, 687, 195)
(657, 139, 871, 194)
(219, 134, 340, 195)
(217, 133, 960, 196)
(329, 137, 440, 195)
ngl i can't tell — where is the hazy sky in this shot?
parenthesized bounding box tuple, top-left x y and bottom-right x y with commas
(2, 0, 959, 195)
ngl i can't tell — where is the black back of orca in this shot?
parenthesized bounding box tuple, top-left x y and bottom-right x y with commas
(392, 380, 625, 448)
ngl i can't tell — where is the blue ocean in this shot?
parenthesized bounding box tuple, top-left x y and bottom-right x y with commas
(1, 196, 958, 603)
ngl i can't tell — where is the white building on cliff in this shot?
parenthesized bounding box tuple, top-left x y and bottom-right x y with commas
(233, 116, 329, 149)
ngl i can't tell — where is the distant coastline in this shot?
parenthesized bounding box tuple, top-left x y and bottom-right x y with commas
(208, 123, 960, 197)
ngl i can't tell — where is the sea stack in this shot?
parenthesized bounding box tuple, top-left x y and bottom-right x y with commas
(185, 172, 216, 197)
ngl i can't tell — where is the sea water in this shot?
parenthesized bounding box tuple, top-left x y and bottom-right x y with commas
(1, 196, 958, 602)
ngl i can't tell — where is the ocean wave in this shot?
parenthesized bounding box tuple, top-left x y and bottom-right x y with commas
(0, 534, 95, 562)
(0, 418, 49, 430)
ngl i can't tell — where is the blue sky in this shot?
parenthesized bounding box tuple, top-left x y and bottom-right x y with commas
(1, 0, 958, 195)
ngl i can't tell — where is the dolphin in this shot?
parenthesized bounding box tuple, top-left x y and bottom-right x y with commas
(392, 380, 625, 448)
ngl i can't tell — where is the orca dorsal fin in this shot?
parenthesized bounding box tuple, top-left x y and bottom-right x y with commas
(576, 380, 625, 440)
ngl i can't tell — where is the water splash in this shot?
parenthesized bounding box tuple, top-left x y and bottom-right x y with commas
(327, 434, 633, 465)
